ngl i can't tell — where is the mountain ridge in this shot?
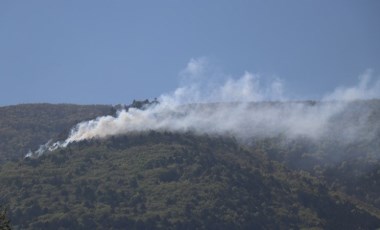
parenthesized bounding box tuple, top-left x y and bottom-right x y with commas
(0, 101, 379, 229)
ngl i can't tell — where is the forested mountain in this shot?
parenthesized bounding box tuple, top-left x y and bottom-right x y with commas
(0, 104, 112, 162)
(0, 102, 379, 229)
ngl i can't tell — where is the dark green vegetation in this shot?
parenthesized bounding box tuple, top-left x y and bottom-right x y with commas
(0, 206, 11, 230)
(0, 104, 112, 162)
(1, 133, 379, 229)
(0, 102, 379, 229)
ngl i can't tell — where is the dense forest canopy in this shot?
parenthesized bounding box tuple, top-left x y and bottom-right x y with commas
(0, 104, 112, 162)
(0, 101, 379, 229)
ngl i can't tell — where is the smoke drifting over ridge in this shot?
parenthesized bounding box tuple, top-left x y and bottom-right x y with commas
(26, 59, 380, 158)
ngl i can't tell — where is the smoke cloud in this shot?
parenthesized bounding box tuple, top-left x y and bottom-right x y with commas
(25, 59, 380, 158)
(323, 69, 380, 101)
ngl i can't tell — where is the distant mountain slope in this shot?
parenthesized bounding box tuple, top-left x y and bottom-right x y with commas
(0, 101, 379, 229)
(0, 133, 379, 229)
(0, 104, 112, 162)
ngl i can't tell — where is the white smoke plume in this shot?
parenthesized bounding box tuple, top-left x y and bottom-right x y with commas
(323, 69, 380, 101)
(25, 59, 380, 158)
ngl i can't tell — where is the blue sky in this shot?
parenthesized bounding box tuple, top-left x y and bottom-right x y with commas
(1, 0, 379, 105)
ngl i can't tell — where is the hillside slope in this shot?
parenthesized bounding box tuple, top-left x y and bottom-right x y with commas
(0, 133, 379, 229)
(0, 104, 112, 162)
(0, 101, 380, 229)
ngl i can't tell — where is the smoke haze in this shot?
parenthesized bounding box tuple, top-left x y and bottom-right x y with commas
(26, 59, 380, 158)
